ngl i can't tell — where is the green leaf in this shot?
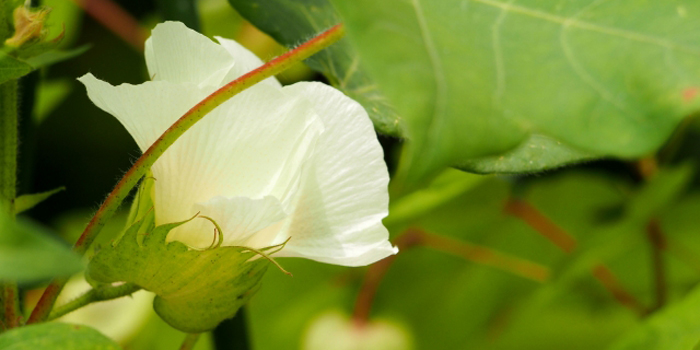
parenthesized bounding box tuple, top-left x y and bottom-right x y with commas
(456, 134, 596, 174)
(24, 45, 90, 69)
(0, 52, 31, 85)
(609, 284, 700, 350)
(0, 322, 121, 349)
(13, 186, 65, 214)
(330, 0, 700, 181)
(227, 0, 403, 136)
(87, 210, 271, 333)
(0, 207, 83, 283)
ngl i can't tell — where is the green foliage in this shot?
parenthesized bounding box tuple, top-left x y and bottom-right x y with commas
(0, 322, 120, 349)
(87, 209, 270, 333)
(0, 53, 31, 84)
(227, 0, 402, 136)
(330, 0, 700, 182)
(609, 284, 700, 350)
(13, 186, 64, 214)
(0, 205, 82, 283)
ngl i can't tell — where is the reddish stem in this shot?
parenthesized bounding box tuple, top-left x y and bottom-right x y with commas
(647, 219, 667, 311)
(591, 265, 647, 316)
(73, 0, 147, 51)
(505, 197, 646, 314)
(504, 199, 577, 253)
(353, 231, 421, 325)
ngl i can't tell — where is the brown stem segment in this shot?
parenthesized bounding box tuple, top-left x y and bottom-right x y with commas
(27, 24, 346, 325)
(420, 233, 550, 282)
(591, 265, 647, 316)
(71, 0, 147, 51)
(647, 219, 667, 312)
(505, 198, 646, 315)
(353, 228, 550, 324)
(504, 199, 577, 253)
(353, 231, 421, 324)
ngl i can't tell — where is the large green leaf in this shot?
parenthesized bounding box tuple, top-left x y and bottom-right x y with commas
(331, 0, 700, 181)
(0, 207, 83, 283)
(227, 0, 402, 136)
(0, 323, 120, 350)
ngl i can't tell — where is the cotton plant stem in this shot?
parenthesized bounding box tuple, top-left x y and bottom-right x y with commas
(353, 228, 550, 323)
(27, 24, 346, 324)
(179, 333, 201, 350)
(47, 283, 141, 321)
(353, 231, 421, 324)
(0, 80, 21, 330)
(420, 232, 550, 282)
(71, 0, 147, 51)
(504, 198, 647, 315)
(647, 219, 667, 312)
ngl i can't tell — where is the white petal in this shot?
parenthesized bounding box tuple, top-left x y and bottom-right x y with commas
(272, 82, 397, 267)
(215, 37, 281, 88)
(149, 83, 324, 247)
(168, 196, 287, 249)
(145, 21, 234, 88)
(78, 73, 208, 151)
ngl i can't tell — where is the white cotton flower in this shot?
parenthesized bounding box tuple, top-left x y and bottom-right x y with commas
(78, 21, 397, 267)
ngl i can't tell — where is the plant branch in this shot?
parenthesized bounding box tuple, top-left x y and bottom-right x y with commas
(353, 228, 550, 324)
(504, 199, 577, 253)
(647, 219, 667, 312)
(504, 197, 646, 315)
(47, 282, 141, 321)
(353, 231, 421, 324)
(71, 0, 147, 51)
(420, 232, 550, 282)
(27, 23, 346, 324)
(179, 333, 201, 350)
(591, 265, 647, 316)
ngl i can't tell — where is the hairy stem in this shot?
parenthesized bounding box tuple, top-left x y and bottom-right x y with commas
(0, 0, 21, 326)
(179, 333, 201, 350)
(27, 23, 346, 324)
(48, 283, 141, 321)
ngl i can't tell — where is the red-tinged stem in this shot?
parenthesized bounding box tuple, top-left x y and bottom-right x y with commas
(420, 233, 550, 282)
(591, 265, 647, 316)
(72, 0, 147, 51)
(26, 24, 346, 325)
(352, 228, 550, 324)
(353, 231, 422, 324)
(179, 333, 201, 350)
(647, 219, 667, 312)
(505, 198, 646, 314)
(504, 199, 577, 253)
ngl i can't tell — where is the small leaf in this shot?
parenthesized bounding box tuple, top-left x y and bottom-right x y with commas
(24, 45, 89, 69)
(0, 208, 83, 283)
(609, 284, 700, 350)
(227, 0, 403, 136)
(0, 52, 32, 84)
(88, 209, 270, 333)
(0, 322, 121, 349)
(13, 186, 65, 214)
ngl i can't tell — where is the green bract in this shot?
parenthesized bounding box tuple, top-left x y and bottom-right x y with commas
(87, 184, 270, 333)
